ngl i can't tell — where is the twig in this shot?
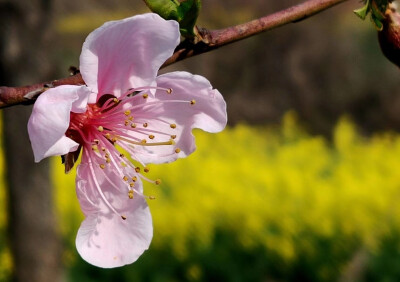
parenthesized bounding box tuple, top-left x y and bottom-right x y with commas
(0, 0, 349, 109)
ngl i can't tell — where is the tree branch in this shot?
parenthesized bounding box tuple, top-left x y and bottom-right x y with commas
(0, 0, 349, 109)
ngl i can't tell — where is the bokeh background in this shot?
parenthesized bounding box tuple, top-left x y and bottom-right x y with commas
(1, 0, 400, 281)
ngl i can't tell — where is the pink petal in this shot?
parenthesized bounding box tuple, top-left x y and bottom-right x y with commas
(79, 13, 180, 99)
(130, 71, 227, 164)
(75, 155, 152, 268)
(28, 85, 90, 162)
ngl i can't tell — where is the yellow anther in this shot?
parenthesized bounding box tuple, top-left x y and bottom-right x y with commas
(155, 179, 161, 185)
(123, 176, 129, 181)
(93, 139, 100, 144)
(141, 139, 147, 144)
(106, 158, 111, 163)
(113, 98, 119, 103)
(128, 116, 134, 121)
(171, 135, 177, 139)
(105, 133, 111, 139)
(124, 110, 131, 116)
(135, 167, 141, 173)
(149, 196, 156, 200)
(190, 99, 196, 105)
(99, 164, 106, 169)
(121, 215, 127, 220)
(170, 123, 176, 129)
(98, 126, 104, 132)
(124, 120, 130, 126)
(166, 88, 172, 94)
(142, 93, 149, 99)
(91, 145, 98, 151)
(144, 167, 150, 173)
(111, 137, 117, 143)
(101, 147, 106, 152)
(131, 123, 137, 128)
(129, 182, 135, 188)
(105, 153, 110, 158)
(143, 123, 148, 128)
(128, 190, 134, 199)
(132, 176, 137, 182)
(149, 135, 155, 140)
(119, 153, 125, 158)
(175, 148, 181, 153)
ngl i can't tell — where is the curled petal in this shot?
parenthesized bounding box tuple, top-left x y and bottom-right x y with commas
(75, 155, 152, 268)
(130, 71, 227, 164)
(28, 85, 90, 162)
(80, 13, 180, 100)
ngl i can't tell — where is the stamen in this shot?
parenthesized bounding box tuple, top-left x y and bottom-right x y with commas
(155, 179, 161, 185)
(121, 215, 127, 220)
(117, 136, 174, 147)
(190, 99, 196, 105)
(100, 164, 106, 169)
(144, 167, 150, 173)
(142, 93, 149, 99)
(149, 135, 155, 139)
(131, 123, 137, 128)
(175, 148, 181, 153)
(123, 176, 129, 181)
(143, 123, 148, 128)
(98, 126, 104, 132)
(135, 167, 141, 173)
(171, 135, 176, 139)
(128, 190, 134, 199)
(124, 110, 131, 116)
(166, 88, 172, 94)
(170, 124, 176, 129)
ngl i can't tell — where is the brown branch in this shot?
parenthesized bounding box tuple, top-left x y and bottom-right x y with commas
(0, 0, 349, 109)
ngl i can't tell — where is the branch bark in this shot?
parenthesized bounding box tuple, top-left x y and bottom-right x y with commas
(0, 0, 349, 109)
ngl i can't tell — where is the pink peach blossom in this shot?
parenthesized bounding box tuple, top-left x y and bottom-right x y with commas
(27, 13, 227, 268)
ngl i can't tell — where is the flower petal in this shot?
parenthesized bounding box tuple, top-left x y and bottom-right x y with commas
(129, 71, 227, 164)
(75, 154, 152, 268)
(80, 13, 180, 99)
(28, 85, 90, 162)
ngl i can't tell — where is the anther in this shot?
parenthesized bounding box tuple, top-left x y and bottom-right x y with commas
(155, 179, 161, 185)
(100, 164, 106, 169)
(98, 126, 104, 132)
(143, 123, 148, 128)
(166, 88, 172, 94)
(141, 139, 147, 144)
(149, 135, 155, 139)
(171, 135, 176, 139)
(142, 93, 149, 99)
(190, 99, 196, 105)
(149, 196, 156, 200)
(131, 123, 137, 128)
(170, 123, 176, 129)
(128, 116, 134, 121)
(175, 148, 181, 153)
(101, 147, 106, 152)
(120, 153, 125, 158)
(124, 120, 130, 126)
(91, 145, 98, 151)
(128, 190, 134, 199)
(135, 167, 141, 173)
(132, 176, 137, 182)
(93, 139, 100, 145)
(121, 215, 127, 220)
(106, 158, 111, 163)
(113, 98, 119, 103)
(144, 167, 150, 173)
(123, 176, 129, 181)
(129, 182, 135, 188)
(124, 110, 131, 116)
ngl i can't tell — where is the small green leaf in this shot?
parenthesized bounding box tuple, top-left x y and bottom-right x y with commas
(354, 0, 370, 20)
(177, 0, 202, 37)
(144, 0, 202, 39)
(372, 15, 384, 30)
(143, 0, 180, 21)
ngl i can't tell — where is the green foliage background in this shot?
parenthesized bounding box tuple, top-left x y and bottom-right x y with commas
(1, 112, 400, 281)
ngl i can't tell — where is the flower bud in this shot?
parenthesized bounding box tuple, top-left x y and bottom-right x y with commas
(378, 2, 400, 67)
